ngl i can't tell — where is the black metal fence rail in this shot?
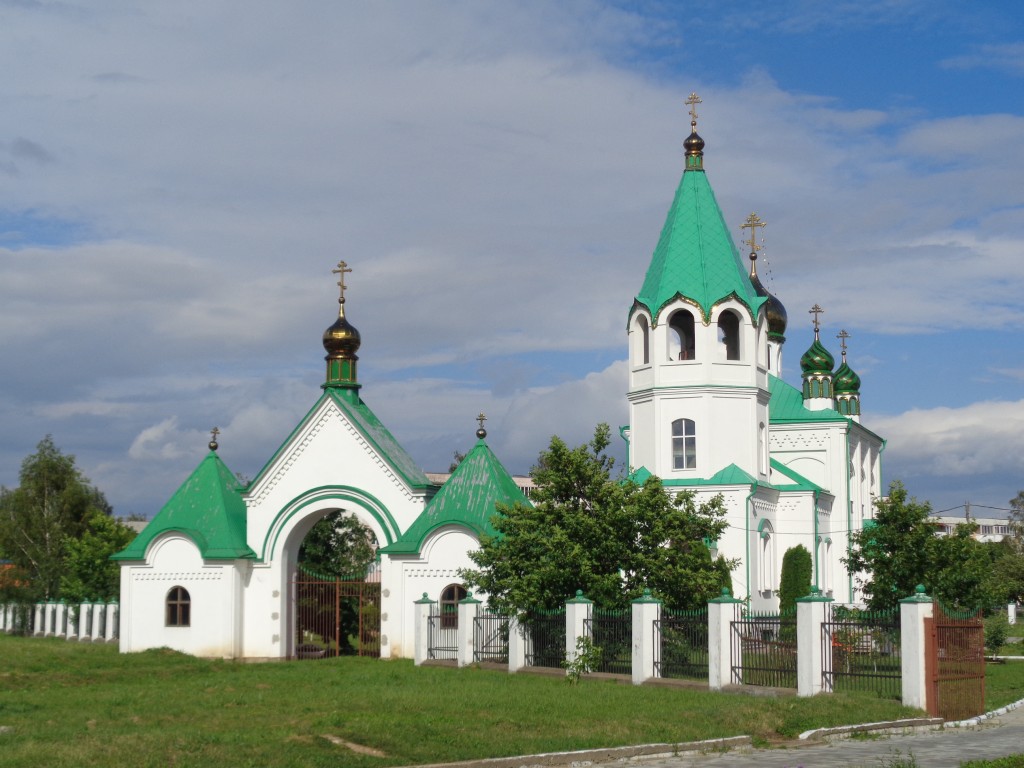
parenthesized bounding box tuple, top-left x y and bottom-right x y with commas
(473, 612, 509, 663)
(427, 607, 458, 661)
(584, 608, 631, 675)
(654, 607, 709, 680)
(821, 604, 901, 698)
(523, 609, 566, 669)
(730, 609, 797, 688)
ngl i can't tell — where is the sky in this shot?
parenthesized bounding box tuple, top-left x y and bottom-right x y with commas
(1, 0, 1022, 520)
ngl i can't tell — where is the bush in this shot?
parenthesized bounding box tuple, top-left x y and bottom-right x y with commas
(985, 612, 1010, 656)
(779, 545, 812, 615)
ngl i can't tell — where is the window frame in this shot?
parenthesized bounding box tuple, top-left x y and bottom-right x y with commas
(439, 584, 467, 629)
(165, 586, 191, 628)
(671, 418, 696, 470)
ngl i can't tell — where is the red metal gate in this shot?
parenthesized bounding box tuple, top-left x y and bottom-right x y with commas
(925, 604, 985, 720)
(292, 567, 381, 659)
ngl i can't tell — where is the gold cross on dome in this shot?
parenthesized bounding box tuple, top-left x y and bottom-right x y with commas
(209, 426, 220, 451)
(741, 213, 766, 254)
(332, 260, 353, 303)
(477, 412, 487, 430)
(809, 304, 824, 339)
(685, 92, 702, 127)
(837, 329, 850, 361)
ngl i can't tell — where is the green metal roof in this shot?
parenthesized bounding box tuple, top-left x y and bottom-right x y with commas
(768, 374, 847, 424)
(629, 463, 765, 489)
(381, 438, 530, 555)
(247, 388, 432, 493)
(634, 167, 767, 325)
(769, 459, 824, 492)
(112, 451, 255, 561)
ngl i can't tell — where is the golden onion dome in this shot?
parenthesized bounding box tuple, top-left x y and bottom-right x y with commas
(323, 301, 361, 359)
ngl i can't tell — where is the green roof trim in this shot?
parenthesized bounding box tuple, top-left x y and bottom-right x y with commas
(633, 167, 767, 325)
(112, 452, 255, 561)
(768, 374, 847, 424)
(247, 389, 432, 494)
(769, 459, 824, 492)
(381, 439, 530, 555)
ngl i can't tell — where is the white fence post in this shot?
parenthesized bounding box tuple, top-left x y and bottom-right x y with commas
(90, 601, 105, 642)
(105, 602, 119, 643)
(44, 601, 56, 637)
(900, 585, 934, 710)
(78, 603, 92, 642)
(507, 616, 526, 673)
(632, 589, 661, 685)
(67, 604, 79, 641)
(1009, 603, 1017, 626)
(564, 590, 593, 675)
(33, 603, 45, 636)
(708, 588, 742, 690)
(413, 593, 434, 666)
(456, 592, 481, 667)
(53, 601, 66, 639)
(797, 586, 832, 697)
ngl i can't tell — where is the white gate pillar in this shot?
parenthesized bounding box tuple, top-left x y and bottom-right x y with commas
(797, 587, 833, 697)
(1009, 603, 1017, 626)
(900, 585, 934, 710)
(413, 593, 434, 666)
(632, 589, 661, 685)
(456, 592, 481, 667)
(708, 588, 742, 690)
(564, 590, 593, 675)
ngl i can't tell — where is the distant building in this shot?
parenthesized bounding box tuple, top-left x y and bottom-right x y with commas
(931, 515, 1010, 543)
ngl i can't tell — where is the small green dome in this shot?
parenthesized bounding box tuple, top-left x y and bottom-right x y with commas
(800, 338, 834, 375)
(833, 360, 861, 393)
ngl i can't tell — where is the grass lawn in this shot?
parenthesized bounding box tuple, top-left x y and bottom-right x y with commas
(0, 635, 1001, 768)
(985, 660, 1024, 711)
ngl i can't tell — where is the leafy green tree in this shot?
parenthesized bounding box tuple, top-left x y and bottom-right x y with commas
(60, 510, 137, 603)
(461, 424, 734, 614)
(1009, 490, 1024, 554)
(929, 522, 998, 612)
(778, 545, 813, 615)
(986, 541, 1024, 606)
(0, 437, 111, 599)
(298, 512, 376, 578)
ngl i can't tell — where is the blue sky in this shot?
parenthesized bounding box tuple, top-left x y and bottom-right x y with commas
(1, 0, 1022, 519)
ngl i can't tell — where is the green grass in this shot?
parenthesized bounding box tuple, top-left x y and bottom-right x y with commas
(961, 757, 1024, 768)
(985, 660, 1024, 711)
(0, 635, 928, 768)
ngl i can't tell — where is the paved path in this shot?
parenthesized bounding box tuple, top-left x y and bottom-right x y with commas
(642, 705, 1024, 768)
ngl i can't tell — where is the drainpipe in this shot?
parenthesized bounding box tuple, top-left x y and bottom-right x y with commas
(744, 483, 757, 609)
(845, 431, 854, 603)
(813, 489, 821, 590)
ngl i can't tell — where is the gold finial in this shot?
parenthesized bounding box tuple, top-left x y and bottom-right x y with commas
(209, 426, 220, 452)
(332, 260, 353, 315)
(837, 329, 850, 363)
(476, 412, 487, 440)
(685, 92, 702, 129)
(809, 304, 824, 340)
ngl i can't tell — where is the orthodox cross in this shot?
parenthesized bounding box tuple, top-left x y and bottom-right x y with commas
(837, 329, 850, 362)
(476, 412, 487, 439)
(209, 426, 220, 451)
(332, 260, 353, 304)
(685, 92, 702, 128)
(741, 212, 766, 254)
(809, 304, 824, 339)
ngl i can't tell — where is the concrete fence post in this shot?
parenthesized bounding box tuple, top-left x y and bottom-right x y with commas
(457, 592, 481, 667)
(632, 589, 661, 685)
(708, 588, 742, 690)
(105, 602, 119, 643)
(54, 601, 67, 639)
(900, 585, 934, 710)
(33, 603, 45, 636)
(1009, 603, 1017, 626)
(78, 603, 93, 642)
(90, 601, 105, 642)
(507, 616, 526, 673)
(44, 601, 56, 637)
(797, 586, 833, 697)
(564, 590, 593, 674)
(413, 593, 435, 666)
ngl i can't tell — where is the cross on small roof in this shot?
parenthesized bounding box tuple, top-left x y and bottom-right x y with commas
(209, 426, 220, 452)
(685, 92, 702, 129)
(332, 260, 353, 305)
(741, 212, 766, 255)
(809, 304, 824, 340)
(837, 329, 850, 362)
(476, 412, 487, 440)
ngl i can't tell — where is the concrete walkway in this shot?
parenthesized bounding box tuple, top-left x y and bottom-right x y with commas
(642, 702, 1024, 768)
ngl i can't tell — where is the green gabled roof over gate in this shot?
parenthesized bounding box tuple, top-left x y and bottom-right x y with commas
(381, 438, 530, 555)
(112, 451, 255, 561)
(633, 165, 766, 326)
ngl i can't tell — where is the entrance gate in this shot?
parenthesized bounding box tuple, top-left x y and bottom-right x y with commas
(292, 566, 381, 659)
(924, 604, 985, 720)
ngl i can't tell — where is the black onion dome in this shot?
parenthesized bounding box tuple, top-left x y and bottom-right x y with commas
(749, 269, 788, 342)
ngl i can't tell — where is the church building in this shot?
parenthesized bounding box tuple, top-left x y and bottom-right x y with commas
(114, 96, 883, 658)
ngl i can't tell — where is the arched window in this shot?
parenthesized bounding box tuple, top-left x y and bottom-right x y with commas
(671, 418, 696, 469)
(166, 586, 191, 627)
(635, 315, 650, 365)
(717, 310, 740, 360)
(440, 584, 467, 629)
(668, 311, 696, 361)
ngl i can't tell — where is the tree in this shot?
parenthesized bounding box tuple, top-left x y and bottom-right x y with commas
(461, 424, 734, 614)
(1009, 491, 1024, 554)
(298, 512, 376, 579)
(60, 510, 137, 603)
(0, 437, 112, 599)
(778, 545, 813, 616)
(845, 480, 995, 613)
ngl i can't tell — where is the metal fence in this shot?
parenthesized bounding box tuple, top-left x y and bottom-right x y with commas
(427, 606, 458, 661)
(730, 608, 797, 688)
(654, 607, 709, 680)
(584, 608, 631, 675)
(473, 612, 509, 664)
(522, 609, 566, 669)
(927, 602, 985, 720)
(821, 604, 901, 698)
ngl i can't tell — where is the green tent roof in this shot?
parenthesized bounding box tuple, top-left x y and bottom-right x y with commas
(634, 166, 766, 325)
(112, 451, 255, 561)
(381, 438, 530, 555)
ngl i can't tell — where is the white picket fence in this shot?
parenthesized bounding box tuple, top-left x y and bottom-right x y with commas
(0, 601, 119, 642)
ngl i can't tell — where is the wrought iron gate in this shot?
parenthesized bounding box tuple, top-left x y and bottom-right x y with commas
(925, 604, 985, 720)
(730, 609, 797, 688)
(292, 567, 381, 659)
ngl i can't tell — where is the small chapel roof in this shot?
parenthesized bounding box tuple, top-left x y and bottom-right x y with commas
(632, 99, 766, 325)
(767, 374, 847, 424)
(381, 426, 530, 556)
(112, 448, 255, 561)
